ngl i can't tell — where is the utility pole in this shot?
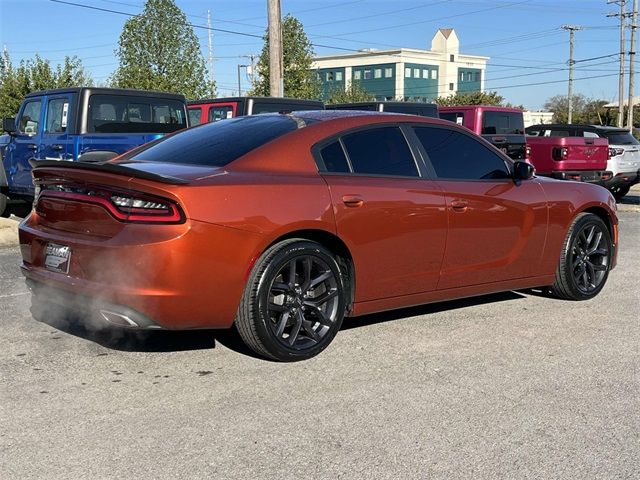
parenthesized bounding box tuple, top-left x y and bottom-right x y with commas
(628, 0, 638, 131)
(207, 10, 214, 93)
(608, 0, 627, 127)
(267, 0, 284, 97)
(562, 25, 582, 124)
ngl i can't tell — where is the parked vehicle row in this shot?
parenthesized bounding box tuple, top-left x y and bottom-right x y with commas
(2, 88, 638, 218)
(20, 111, 618, 361)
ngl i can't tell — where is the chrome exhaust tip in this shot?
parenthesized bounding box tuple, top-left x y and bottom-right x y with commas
(99, 310, 140, 328)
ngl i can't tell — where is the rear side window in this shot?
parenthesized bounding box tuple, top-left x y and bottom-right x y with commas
(87, 94, 187, 133)
(603, 131, 639, 145)
(341, 127, 419, 177)
(440, 111, 464, 126)
(45, 98, 69, 133)
(414, 126, 511, 180)
(481, 111, 524, 135)
(319, 141, 350, 173)
(209, 106, 233, 122)
(125, 115, 298, 167)
(384, 104, 439, 118)
(188, 108, 202, 126)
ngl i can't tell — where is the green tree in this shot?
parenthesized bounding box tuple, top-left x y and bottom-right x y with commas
(111, 0, 212, 99)
(434, 90, 504, 106)
(543, 94, 611, 124)
(325, 81, 373, 104)
(0, 50, 92, 121)
(250, 14, 320, 99)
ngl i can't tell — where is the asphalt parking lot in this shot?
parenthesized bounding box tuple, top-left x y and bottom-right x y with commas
(1, 205, 638, 479)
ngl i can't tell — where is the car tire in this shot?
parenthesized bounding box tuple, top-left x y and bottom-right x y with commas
(0, 192, 7, 217)
(235, 239, 346, 361)
(551, 213, 612, 300)
(609, 184, 630, 202)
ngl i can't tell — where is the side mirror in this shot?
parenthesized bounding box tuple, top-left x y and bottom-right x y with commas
(513, 161, 535, 181)
(3, 117, 16, 136)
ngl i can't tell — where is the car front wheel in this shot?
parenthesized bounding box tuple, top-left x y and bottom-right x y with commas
(236, 239, 346, 361)
(551, 213, 612, 300)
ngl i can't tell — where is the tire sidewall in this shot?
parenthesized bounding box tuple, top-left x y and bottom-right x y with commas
(252, 241, 346, 361)
(562, 215, 612, 300)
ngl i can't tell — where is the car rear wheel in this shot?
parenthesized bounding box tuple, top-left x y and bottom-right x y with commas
(236, 239, 346, 361)
(609, 184, 630, 202)
(551, 213, 612, 300)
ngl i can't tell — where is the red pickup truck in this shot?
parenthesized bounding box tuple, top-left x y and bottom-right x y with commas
(525, 134, 610, 183)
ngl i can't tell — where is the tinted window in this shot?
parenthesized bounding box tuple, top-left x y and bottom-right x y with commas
(414, 126, 511, 180)
(87, 94, 186, 133)
(252, 102, 321, 114)
(481, 111, 524, 135)
(602, 131, 639, 145)
(19, 100, 42, 135)
(383, 104, 439, 118)
(342, 127, 419, 177)
(125, 115, 298, 167)
(46, 98, 69, 133)
(209, 106, 233, 122)
(440, 112, 464, 126)
(319, 141, 350, 173)
(188, 107, 202, 126)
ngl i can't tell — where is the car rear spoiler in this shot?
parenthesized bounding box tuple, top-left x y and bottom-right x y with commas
(29, 159, 189, 185)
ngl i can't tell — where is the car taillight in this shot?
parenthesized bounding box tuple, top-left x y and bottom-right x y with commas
(38, 184, 184, 224)
(525, 144, 531, 160)
(608, 147, 624, 158)
(552, 147, 569, 161)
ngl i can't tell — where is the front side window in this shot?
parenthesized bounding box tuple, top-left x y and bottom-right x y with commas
(413, 126, 511, 180)
(188, 107, 202, 126)
(341, 126, 419, 177)
(45, 98, 69, 133)
(18, 100, 42, 135)
(87, 94, 187, 133)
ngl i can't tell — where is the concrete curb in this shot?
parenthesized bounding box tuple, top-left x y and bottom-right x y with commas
(0, 216, 20, 248)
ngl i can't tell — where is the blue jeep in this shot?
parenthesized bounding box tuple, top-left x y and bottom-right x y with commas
(1, 87, 188, 216)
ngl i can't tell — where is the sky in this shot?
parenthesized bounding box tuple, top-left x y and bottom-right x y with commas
(0, 0, 633, 109)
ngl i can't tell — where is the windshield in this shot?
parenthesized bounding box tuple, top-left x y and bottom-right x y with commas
(124, 115, 299, 167)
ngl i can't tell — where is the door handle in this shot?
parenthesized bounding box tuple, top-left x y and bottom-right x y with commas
(27, 144, 38, 150)
(451, 200, 468, 212)
(52, 144, 63, 151)
(342, 195, 364, 208)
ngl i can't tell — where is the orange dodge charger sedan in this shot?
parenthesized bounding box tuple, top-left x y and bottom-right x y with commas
(19, 111, 618, 361)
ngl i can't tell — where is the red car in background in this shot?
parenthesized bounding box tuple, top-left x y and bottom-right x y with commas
(19, 111, 618, 361)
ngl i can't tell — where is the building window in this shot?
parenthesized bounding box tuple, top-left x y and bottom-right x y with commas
(354, 70, 361, 80)
(385, 67, 393, 78)
(431, 70, 437, 79)
(449, 83, 454, 91)
(421, 69, 427, 79)
(374, 68, 382, 79)
(460, 72, 465, 81)
(475, 72, 481, 82)
(405, 67, 411, 78)
(326, 72, 334, 81)
(450, 54, 455, 62)
(335, 71, 343, 81)
(413, 68, 420, 78)
(363, 69, 372, 80)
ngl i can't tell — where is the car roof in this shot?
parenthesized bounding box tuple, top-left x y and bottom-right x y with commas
(187, 97, 324, 106)
(439, 105, 523, 112)
(527, 123, 628, 133)
(24, 87, 185, 100)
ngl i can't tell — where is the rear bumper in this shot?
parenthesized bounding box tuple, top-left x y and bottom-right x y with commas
(19, 216, 264, 330)
(549, 170, 610, 183)
(601, 169, 639, 189)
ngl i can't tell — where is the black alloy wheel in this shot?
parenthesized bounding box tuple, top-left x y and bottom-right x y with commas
(236, 239, 346, 361)
(551, 213, 612, 300)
